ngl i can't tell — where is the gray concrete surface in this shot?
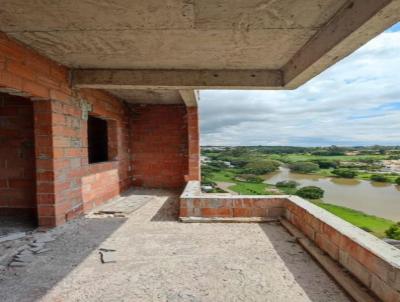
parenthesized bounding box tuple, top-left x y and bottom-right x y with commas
(0, 189, 351, 302)
(0, 0, 343, 69)
(107, 89, 184, 105)
(1, 0, 398, 90)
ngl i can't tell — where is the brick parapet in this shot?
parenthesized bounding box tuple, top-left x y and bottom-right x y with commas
(0, 32, 200, 226)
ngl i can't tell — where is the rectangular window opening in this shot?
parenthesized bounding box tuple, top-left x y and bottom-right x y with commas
(88, 115, 109, 164)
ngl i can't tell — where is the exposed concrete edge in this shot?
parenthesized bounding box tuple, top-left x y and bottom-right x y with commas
(283, 0, 400, 88)
(180, 180, 202, 197)
(180, 180, 289, 199)
(179, 216, 278, 223)
(280, 218, 377, 302)
(179, 90, 199, 107)
(71, 69, 283, 90)
(181, 181, 400, 269)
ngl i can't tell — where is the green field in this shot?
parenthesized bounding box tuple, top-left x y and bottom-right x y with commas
(270, 153, 388, 162)
(229, 182, 269, 195)
(207, 170, 236, 182)
(314, 202, 394, 238)
(206, 170, 276, 195)
(229, 182, 280, 195)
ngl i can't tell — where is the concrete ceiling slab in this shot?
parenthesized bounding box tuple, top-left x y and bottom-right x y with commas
(0, 0, 341, 70)
(6, 29, 314, 69)
(107, 89, 184, 105)
(194, 0, 348, 29)
(0, 0, 193, 31)
(0, 0, 346, 31)
(0, 0, 399, 91)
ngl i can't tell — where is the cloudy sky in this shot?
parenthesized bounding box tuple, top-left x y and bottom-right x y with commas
(199, 23, 400, 147)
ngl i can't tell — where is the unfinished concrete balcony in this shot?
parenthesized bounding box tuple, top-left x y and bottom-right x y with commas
(0, 0, 399, 227)
(0, 188, 373, 301)
(1, 184, 400, 301)
(0, 1, 400, 301)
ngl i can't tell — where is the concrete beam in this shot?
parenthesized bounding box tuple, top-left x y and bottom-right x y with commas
(179, 90, 199, 107)
(71, 69, 283, 90)
(283, 0, 400, 88)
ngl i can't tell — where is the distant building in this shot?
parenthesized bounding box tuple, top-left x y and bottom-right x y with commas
(200, 156, 211, 164)
(222, 161, 234, 168)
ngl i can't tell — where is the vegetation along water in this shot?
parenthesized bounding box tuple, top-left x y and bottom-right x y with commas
(201, 146, 400, 238)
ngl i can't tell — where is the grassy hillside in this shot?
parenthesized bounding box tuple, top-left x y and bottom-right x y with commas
(314, 202, 394, 238)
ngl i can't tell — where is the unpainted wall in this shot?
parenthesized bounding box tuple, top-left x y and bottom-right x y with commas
(130, 104, 189, 188)
(0, 32, 197, 226)
(0, 93, 36, 217)
(0, 32, 134, 226)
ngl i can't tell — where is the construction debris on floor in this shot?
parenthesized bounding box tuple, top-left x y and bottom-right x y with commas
(90, 189, 154, 218)
(0, 189, 165, 271)
(99, 248, 117, 264)
(0, 232, 27, 243)
(0, 189, 351, 302)
(1, 229, 55, 268)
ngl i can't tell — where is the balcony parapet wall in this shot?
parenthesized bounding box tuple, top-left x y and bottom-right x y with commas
(180, 181, 400, 302)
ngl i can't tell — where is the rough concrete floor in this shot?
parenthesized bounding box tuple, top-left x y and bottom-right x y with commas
(0, 216, 37, 268)
(0, 189, 351, 302)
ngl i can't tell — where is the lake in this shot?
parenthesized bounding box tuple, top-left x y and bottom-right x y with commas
(264, 167, 400, 221)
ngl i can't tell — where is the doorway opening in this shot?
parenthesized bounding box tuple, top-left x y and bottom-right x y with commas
(0, 92, 37, 236)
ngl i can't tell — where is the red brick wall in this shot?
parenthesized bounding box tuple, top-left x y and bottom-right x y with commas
(0, 32, 198, 226)
(32, 89, 132, 226)
(180, 195, 285, 218)
(130, 104, 188, 188)
(0, 32, 133, 226)
(0, 93, 36, 217)
(79, 94, 132, 212)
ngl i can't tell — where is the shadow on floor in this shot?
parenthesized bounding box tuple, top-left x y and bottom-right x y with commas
(0, 216, 36, 237)
(0, 215, 128, 302)
(150, 195, 179, 222)
(1, 189, 182, 302)
(258, 223, 352, 302)
(1, 187, 184, 302)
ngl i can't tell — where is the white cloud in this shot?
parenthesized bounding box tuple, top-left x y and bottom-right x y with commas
(199, 26, 400, 146)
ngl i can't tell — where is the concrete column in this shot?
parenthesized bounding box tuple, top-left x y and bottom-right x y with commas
(186, 106, 200, 181)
